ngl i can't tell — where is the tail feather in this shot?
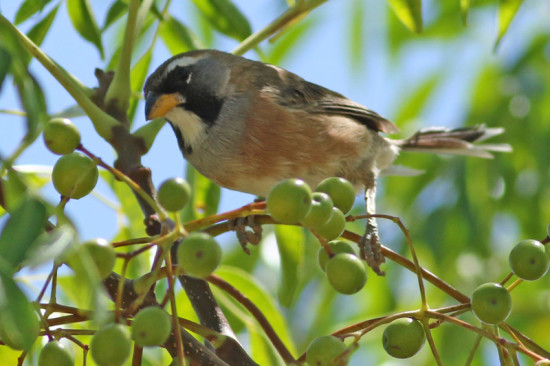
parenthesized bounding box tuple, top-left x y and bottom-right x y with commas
(397, 125, 512, 159)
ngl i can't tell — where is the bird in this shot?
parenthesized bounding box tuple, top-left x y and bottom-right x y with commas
(143, 49, 510, 274)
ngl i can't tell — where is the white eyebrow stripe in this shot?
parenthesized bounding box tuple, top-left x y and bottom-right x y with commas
(165, 55, 205, 75)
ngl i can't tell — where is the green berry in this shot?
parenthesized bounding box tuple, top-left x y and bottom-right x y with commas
(509, 239, 549, 281)
(326, 253, 367, 294)
(301, 192, 334, 229)
(315, 207, 346, 240)
(91, 323, 131, 366)
(52, 152, 98, 199)
(382, 318, 425, 359)
(43, 118, 81, 155)
(315, 177, 355, 214)
(157, 178, 191, 212)
(267, 179, 312, 224)
(318, 240, 355, 271)
(471, 283, 512, 324)
(132, 307, 172, 347)
(177, 232, 222, 278)
(39, 341, 74, 366)
(77, 239, 116, 279)
(305, 335, 347, 366)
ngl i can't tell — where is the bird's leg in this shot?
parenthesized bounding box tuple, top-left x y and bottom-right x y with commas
(229, 215, 263, 254)
(359, 178, 386, 276)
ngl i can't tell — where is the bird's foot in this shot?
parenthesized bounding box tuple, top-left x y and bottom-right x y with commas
(229, 215, 263, 254)
(358, 231, 386, 276)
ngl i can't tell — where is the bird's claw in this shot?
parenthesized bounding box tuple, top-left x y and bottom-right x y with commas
(229, 216, 263, 254)
(358, 227, 385, 276)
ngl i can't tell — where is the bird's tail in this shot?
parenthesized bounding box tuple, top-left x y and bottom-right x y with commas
(396, 125, 512, 159)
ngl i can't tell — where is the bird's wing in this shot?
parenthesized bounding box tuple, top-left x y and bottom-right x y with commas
(271, 73, 399, 134)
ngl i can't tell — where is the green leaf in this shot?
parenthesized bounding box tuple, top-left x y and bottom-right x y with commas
(0, 47, 11, 91)
(393, 73, 440, 125)
(24, 225, 76, 268)
(386, 0, 423, 33)
(102, 0, 127, 31)
(128, 49, 153, 123)
(274, 225, 304, 307)
(66, 0, 104, 58)
(495, 0, 524, 49)
(190, 0, 252, 41)
(1, 169, 28, 213)
(27, 4, 59, 49)
(132, 118, 166, 154)
(460, 0, 470, 25)
(0, 273, 39, 351)
(264, 16, 316, 65)
(215, 266, 297, 355)
(349, 0, 365, 69)
(14, 0, 53, 25)
(159, 15, 203, 54)
(0, 195, 47, 273)
(182, 165, 221, 221)
(15, 72, 47, 141)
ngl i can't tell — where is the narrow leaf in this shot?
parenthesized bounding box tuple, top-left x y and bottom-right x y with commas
(0, 273, 39, 351)
(128, 49, 153, 123)
(460, 0, 470, 25)
(386, 0, 423, 33)
(27, 4, 59, 48)
(102, 0, 127, 31)
(349, 0, 365, 69)
(190, 0, 252, 41)
(0, 48, 12, 92)
(495, 0, 524, 49)
(14, 0, 53, 25)
(0, 195, 47, 272)
(275, 225, 304, 307)
(215, 266, 297, 355)
(24, 225, 76, 268)
(159, 15, 203, 54)
(14, 72, 47, 141)
(66, 0, 104, 58)
(182, 165, 221, 221)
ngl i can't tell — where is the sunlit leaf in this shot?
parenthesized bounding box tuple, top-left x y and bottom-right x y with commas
(27, 4, 59, 46)
(460, 0, 470, 25)
(102, 0, 127, 31)
(182, 165, 221, 221)
(132, 118, 166, 154)
(190, 0, 252, 41)
(349, 0, 365, 69)
(0, 195, 47, 273)
(386, 0, 423, 33)
(14, 0, 53, 25)
(393, 73, 441, 125)
(128, 49, 153, 123)
(66, 0, 104, 58)
(0, 273, 39, 351)
(159, 15, 203, 54)
(265, 16, 316, 65)
(15, 72, 47, 141)
(215, 266, 297, 355)
(24, 225, 76, 268)
(0, 48, 11, 92)
(495, 0, 524, 49)
(274, 225, 304, 307)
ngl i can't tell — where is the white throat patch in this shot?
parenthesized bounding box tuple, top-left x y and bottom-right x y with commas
(165, 107, 206, 150)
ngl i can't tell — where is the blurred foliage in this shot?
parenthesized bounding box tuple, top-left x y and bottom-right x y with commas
(0, 0, 549, 365)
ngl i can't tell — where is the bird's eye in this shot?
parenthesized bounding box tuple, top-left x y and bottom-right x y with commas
(173, 67, 190, 81)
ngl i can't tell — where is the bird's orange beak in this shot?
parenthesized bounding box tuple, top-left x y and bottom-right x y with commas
(145, 92, 185, 120)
